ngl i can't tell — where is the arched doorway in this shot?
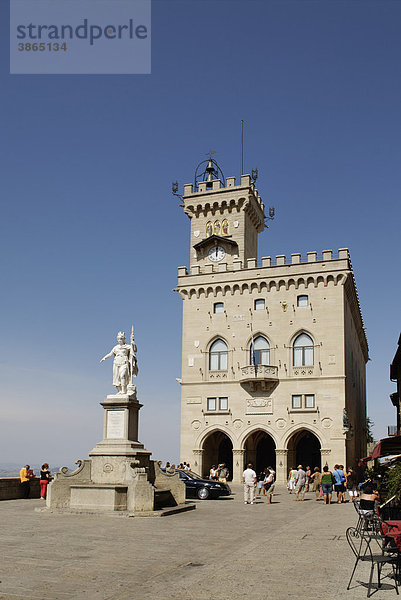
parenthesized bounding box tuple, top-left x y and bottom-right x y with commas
(287, 430, 321, 471)
(202, 431, 233, 480)
(244, 430, 276, 475)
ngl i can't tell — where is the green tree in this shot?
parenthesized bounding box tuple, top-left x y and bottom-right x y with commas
(386, 463, 401, 502)
(366, 417, 374, 444)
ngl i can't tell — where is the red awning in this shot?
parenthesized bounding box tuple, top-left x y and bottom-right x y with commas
(371, 435, 401, 459)
(372, 443, 382, 460)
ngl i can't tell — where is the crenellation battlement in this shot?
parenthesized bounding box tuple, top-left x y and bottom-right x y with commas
(183, 174, 263, 208)
(177, 248, 349, 278)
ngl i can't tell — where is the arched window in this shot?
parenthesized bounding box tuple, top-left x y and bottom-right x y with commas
(250, 336, 270, 365)
(293, 333, 314, 366)
(209, 339, 228, 371)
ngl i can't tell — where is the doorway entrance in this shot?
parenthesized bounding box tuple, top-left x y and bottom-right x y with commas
(287, 430, 321, 471)
(244, 430, 276, 475)
(202, 430, 233, 479)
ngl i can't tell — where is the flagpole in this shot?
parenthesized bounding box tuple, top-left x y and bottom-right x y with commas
(249, 309, 257, 375)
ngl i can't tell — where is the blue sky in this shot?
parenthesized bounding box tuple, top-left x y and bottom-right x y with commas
(0, 0, 400, 467)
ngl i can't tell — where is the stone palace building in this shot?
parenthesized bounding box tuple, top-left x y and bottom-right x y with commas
(175, 162, 368, 483)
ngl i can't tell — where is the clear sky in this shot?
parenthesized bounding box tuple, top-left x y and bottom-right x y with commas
(1, 0, 400, 468)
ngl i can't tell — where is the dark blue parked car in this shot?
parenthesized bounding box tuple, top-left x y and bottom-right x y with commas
(167, 469, 231, 500)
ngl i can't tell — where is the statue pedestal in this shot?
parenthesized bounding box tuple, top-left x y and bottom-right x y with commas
(46, 390, 190, 515)
(89, 392, 151, 484)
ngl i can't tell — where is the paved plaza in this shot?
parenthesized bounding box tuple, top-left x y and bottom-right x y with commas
(0, 485, 397, 600)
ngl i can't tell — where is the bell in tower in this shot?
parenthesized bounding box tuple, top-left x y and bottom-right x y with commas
(205, 158, 217, 189)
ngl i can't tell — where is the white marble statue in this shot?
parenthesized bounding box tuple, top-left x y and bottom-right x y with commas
(100, 328, 138, 395)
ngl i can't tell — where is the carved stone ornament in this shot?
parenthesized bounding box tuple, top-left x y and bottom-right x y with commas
(191, 420, 201, 430)
(233, 419, 243, 429)
(247, 398, 268, 408)
(233, 449, 245, 456)
(186, 397, 202, 404)
(194, 340, 200, 348)
(293, 368, 314, 376)
(103, 463, 114, 473)
(233, 221, 239, 228)
(276, 418, 286, 429)
(321, 417, 333, 429)
(193, 230, 200, 238)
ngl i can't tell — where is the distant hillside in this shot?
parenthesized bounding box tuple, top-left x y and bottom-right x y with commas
(0, 463, 66, 477)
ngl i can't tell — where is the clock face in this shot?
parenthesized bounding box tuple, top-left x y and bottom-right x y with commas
(208, 245, 226, 262)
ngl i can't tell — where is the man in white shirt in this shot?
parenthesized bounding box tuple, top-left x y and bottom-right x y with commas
(295, 464, 307, 501)
(243, 463, 257, 504)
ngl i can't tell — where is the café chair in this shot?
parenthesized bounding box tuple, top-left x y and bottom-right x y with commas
(346, 526, 399, 597)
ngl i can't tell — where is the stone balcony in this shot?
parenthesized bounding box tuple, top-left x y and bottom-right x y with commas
(239, 365, 279, 391)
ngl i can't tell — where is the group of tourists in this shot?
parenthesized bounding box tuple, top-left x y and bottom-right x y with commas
(243, 463, 275, 505)
(288, 464, 359, 504)
(209, 463, 230, 483)
(19, 463, 51, 499)
(165, 461, 191, 472)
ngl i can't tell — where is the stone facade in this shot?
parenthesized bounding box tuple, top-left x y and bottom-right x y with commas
(176, 173, 368, 483)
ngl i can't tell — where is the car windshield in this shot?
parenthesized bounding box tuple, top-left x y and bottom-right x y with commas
(177, 470, 204, 480)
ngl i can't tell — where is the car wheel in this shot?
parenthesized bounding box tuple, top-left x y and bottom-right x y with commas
(197, 487, 210, 500)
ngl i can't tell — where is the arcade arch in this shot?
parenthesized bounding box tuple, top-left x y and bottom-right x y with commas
(202, 430, 233, 480)
(243, 429, 276, 474)
(287, 429, 321, 471)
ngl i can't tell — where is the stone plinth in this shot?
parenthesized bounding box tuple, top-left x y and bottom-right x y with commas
(46, 390, 189, 516)
(89, 392, 151, 484)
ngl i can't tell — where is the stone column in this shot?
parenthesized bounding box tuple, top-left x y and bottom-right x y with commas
(232, 449, 245, 483)
(192, 449, 204, 478)
(320, 449, 331, 468)
(275, 449, 288, 484)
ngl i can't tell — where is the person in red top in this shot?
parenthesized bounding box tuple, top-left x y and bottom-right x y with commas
(40, 463, 51, 499)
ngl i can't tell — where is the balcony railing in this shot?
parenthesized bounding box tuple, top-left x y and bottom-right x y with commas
(239, 364, 278, 384)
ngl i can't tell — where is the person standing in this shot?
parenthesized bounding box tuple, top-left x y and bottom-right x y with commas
(19, 465, 34, 499)
(345, 466, 358, 502)
(257, 470, 265, 497)
(333, 464, 346, 503)
(243, 463, 257, 504)
(321, 465, 334, 505)
(218, 463, 229, 483)
(287, 467, 297, 493)
(305, 466, 312, 492)
(39, 463, 51, 500)
(311, 466, 322, 501)
(264, 468, 275, 504)
(294, 465, 307, 501)
(209, 465, 218, 480)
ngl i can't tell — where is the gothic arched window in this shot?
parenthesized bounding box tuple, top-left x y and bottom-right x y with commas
(209, 339, 228, 371)
(250, 336, 270, 365)
(293, 333, 314, 366)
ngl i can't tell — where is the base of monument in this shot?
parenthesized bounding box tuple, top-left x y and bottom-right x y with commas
(44, 390, 190, 516)
(45, 458, 189, 515)
(70, 483, 128, 511)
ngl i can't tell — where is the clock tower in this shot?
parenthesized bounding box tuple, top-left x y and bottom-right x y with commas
(175, 157, 368, 485)
(182, 158, 265, 271)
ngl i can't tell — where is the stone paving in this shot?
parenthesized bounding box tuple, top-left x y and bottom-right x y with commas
(0, 485, 398, 600)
